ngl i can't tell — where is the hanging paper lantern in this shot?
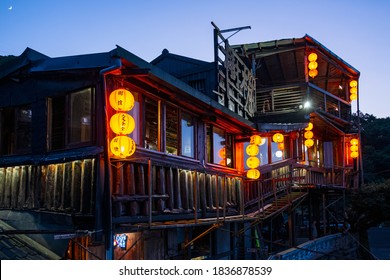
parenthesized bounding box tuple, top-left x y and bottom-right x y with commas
(247, 169, 260, 180)
(109, 113, 135, 135)
(308, 61, 318, 70)
(308, 53, 318, 62)
(109, 88, 135, 111)
(275, 150, 283, 158)
(304, 131, 314, 139)
(309, 69, 318, 78)
(278, 142, 285, 150)
(110, 136, 136, 158)
(350, 93, 358, 101)
(246, 144, 259, 156)
(305, 139, 314, 148)
(272, 133, 284, 143)
(250, 135, 262, 146)
(246, 156, 260, 169)
(305, 122, 313, 131)
(350, 138, 359, 146)
(350, 80, 358, 88)
(350, 151, 359, 159)
(350, 145, 358, 152)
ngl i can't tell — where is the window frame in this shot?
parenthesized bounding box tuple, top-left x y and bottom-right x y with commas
(47, 87, 95, 151)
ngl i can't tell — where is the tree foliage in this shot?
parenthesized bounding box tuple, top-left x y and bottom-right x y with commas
(347, 180, 390, 231)
(359, 113, 390, 182)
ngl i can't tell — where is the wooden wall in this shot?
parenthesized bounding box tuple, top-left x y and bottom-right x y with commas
(0, 158, 96, 214)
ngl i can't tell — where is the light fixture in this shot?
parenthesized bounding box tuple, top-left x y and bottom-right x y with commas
(349, 80, 358, 102)
(109, 113, 135, 135)
(247, 156, 260, 169)
(247, 169, 260, 180)
(304, 122, 314, 148)
(308, 52, 318, 78)
(109, 88, 137, 158)
(272, 133, 284, 143)
(350, 138, 359, 159)
(109, 88, 135, 111)
(246, 144, 259, 157)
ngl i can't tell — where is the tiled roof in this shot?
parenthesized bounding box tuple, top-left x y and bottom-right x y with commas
(0, 220, 61, 260)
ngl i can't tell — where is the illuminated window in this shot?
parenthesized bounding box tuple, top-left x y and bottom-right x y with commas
(206, 125, 233, 167)
(181, 112, 195, 158)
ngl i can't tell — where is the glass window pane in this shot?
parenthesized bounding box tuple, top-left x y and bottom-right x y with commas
(69, 88, 93, 144)
(15, 105, 32, 151)
(213, 126, 226, 166)
(127, 91, 140, 144)
(166, 105, 178, 155)
(144, 98, 158, 150)
(181, 112, 194, 158)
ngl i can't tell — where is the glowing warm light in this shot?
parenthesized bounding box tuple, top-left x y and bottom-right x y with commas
(278, 143, 285, 150)
(304, 131, 314, 139)
(218, 147, 226, 159)
(246, 144, 259, 156)
(350, 145, 358, 152)
(309, 69, 318, 78)
(350, 138, 359, 146)
(109, 89, 135, 111)
(308, 53, 318, 62)
(110, 113, 135, 135)
(247, 169, 260, 179)
(350, 80, 358, 88)
(304, 101, 311, 108)
(275, 150, 283, 158)
(308, 61, 318, 70)
(350, 151, 359, 159)
(246, 156, 260, 169)
(272, 133, 284, 143)
(110, 136, 136, 158)
(305, 139, 314, 148)
(250, 135, 262, 146)
(305, 122, 313, 131)
(350, 87, 357, 94)
(350, 93, 358, 101)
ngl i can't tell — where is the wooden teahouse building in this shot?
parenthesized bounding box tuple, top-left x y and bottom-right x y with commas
(0, 28, 360, 259)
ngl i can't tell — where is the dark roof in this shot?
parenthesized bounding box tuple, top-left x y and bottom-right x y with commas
(0, 220, 61, 260)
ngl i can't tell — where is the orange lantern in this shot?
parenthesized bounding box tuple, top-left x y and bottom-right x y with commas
(350, 138, 359, 146)
(350, 145, 358, 152)
(305, 139, 314, 148)
(110, 136, 136, 158)
(250, 135, 262, 146)
(246, 156, 260, 169)
(308, 61, 318, 70)
(305, 122, 313, 131)
(110, 113, 135, 135)
(304, 131, 314, 139)
(246, 144, 259, 156)
(350, 93, 358, 101)
(278, 142, 285, 150)
(272, 133, 284, 143)
(350, 151, 359, 159)
(308, 53, 318, 62)
(309, 69, 318, 78)
(109, 88, 135, 111)
(247, 169, 260, 180)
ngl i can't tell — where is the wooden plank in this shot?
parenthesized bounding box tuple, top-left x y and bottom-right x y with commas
(63, 162, 72, 211)
(10, 167, 19, 208)
(166, 167, 174, 211)
(173, 168, 182, 210)
(81, 159, 93, 214)
(54, 164, 64, 210)
(71, 161, 82, 213)
(0, 168, 5, 207)
(45, 164, 56, 210)
(157, 167, 166, 212)
(180, 170, 189, 210)
(17, 166, 27, 208)
(4, 167, 13, 208)
(198, 173, 207, 215)
(127, 163, 138, 216)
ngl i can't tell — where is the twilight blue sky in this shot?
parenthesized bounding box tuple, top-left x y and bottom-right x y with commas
(1, 0, 389, 117)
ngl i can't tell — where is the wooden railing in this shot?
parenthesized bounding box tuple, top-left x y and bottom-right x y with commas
(111, 159, 244, 223)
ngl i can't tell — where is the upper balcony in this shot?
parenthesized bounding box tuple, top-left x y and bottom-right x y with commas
(233, 35, 360, 124)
